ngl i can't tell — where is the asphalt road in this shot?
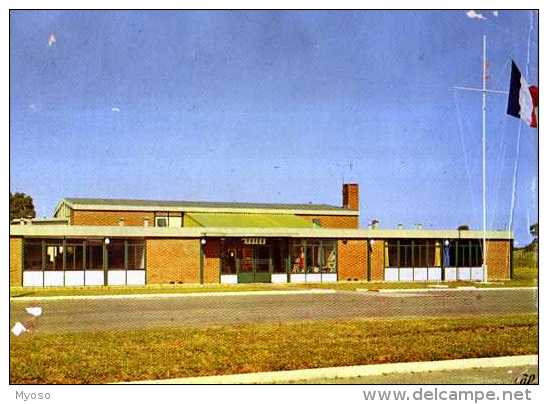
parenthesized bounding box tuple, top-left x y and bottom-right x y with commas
(10, 288, 537, 334)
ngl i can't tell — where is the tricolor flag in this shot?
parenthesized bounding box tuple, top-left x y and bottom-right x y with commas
(507, 60, 538, 128)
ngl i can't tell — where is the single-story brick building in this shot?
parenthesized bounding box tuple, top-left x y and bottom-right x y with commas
(9, 184, 513, 287)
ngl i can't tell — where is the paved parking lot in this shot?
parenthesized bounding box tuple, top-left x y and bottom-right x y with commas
(10, 288, 537, 334)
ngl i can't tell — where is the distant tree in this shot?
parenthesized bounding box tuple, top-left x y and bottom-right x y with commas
(458, 224, 470, 231)
(10, 192, 36, 222)
(530, 223, 538, 241)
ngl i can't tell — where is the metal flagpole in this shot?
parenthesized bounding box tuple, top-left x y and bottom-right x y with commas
(452, 36, 510, 282)
(482, 35, 488, 282)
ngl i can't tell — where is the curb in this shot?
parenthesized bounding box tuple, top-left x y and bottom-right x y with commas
(376, 286, 537, 294)
(119, 355, 538, 384)
(10, 288, 337, 302)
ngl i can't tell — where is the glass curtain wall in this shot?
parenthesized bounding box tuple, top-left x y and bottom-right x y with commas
(386, 239, 483, 268)
(23, 239, 146, 272)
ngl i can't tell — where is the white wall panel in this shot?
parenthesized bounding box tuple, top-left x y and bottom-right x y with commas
(445, 267, 457, 281)
(220, 274, 238, 284)
(428, 267, 442, 281)
(399, 268, 413, 281)
(108, 270, 126, 285)
(413, 268, 428, 281)
(126, 270, 146, 285)
(290, 273, 306, 283)
(471, 267, 484, 281)
(321, 273, 337, 283)
(271, 274, 288, 284)
(85, 271, 104, 286)
(306, 273, 322, 283)
(384, 267, 399, 281)
(23, 271, 43, 287)
(65, 271, 85, 286)
(44, 271, 64, 286)
(457, 267, 471, 281)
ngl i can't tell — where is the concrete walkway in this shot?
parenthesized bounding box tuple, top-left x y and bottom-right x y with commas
(10, 288, 336, 302)
(120, 355, 537, 384)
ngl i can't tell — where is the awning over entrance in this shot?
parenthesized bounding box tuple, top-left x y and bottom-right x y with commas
(184, 212, 315, 228)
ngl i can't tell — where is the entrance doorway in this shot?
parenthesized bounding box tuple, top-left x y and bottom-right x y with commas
(237, 245, 272, 283)
(221, 239, 278, 283)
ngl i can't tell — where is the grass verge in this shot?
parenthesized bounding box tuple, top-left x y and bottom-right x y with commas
(10, 314, 537, 384)
(9, 272, 537, 299)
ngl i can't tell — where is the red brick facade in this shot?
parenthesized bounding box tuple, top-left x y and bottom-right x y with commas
(146, 238, 200, 284)
(298, 214, 359, 229)
(337, 240, 367, 281)
(369, 239, 385, 281)
(203, 238, 221, 284)
(73, 210, 153, 226)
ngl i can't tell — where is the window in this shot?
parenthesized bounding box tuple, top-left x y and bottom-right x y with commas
(65, 239, 84, 271)
(306, 241, 321, 273)
(155, 216, 168, 227)
(44, 240, 63, 271)
(320, 241, 337, 273)
(291, 244, 306, 273)
(107, 239, 125, 269)
(312, 218, 321, 227)
(444, 240, 483, 267)
(127, 241, 145, 270)
(291, 239, 337, 274)
(86, 240, 103, 270)
(24, 240, 42, 271)
(386, 240, 438, 268)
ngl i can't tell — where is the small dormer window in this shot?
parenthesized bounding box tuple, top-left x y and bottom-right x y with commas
(155, 216, 168, 227)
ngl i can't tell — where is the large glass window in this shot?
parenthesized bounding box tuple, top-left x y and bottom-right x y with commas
(321, 241, 337, 273)
(44, 240, 63, 271)
(107, 239, 125, 269)
(447, 240, 483, 267)
(24, 240, 42, 270)
(291, 244, 306, 273)
(127, 241, 145, 270)
(291, 240, 337, 274)
(22, 238, 147, 272)
(86, 240, 104, 270)
(306, 241, 321, 273)
(65, 239, 84, 271)
(386, 240, 439, 268)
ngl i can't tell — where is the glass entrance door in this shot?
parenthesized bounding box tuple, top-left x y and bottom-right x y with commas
(237, 244, 272, 283)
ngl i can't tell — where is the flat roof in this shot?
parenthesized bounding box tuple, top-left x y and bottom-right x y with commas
(10, 224, 513, 240)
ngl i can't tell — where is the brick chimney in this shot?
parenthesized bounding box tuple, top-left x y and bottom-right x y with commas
(342, 183, 359, 211)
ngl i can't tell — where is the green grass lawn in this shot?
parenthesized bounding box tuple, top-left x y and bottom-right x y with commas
(10, 314, 537, 384)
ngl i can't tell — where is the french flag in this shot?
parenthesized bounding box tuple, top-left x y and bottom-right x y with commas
(507, 60, 538, 128)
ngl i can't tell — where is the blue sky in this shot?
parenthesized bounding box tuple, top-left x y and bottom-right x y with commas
(10, 10, 538, 245)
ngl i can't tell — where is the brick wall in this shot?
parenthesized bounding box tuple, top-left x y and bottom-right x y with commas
(298, 214, 359, 229)
(343, 183, 359, 211)
(73, 210, 153, 226)
(370, 239, 385, 281)
(203, 238, 221, 284)
(10, 237, 22, 287)
(146, 238, 200, 284)
(337, 240, 367, 281)
(486, 240, 511, 280)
